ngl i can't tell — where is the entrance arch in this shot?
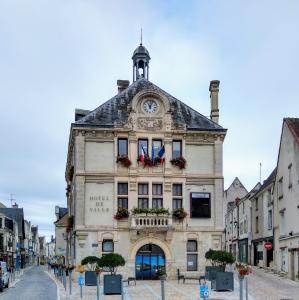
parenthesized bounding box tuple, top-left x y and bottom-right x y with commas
(135, 244, 165, 280)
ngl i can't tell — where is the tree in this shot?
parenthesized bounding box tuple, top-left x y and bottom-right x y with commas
(97, 253, 125, 275)
(81, 256, 101, 271)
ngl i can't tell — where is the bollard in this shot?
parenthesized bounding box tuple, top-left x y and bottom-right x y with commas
(160, 275, 165, 300)
(69, 270, 72, 295)
(245, 276, 248, 300)
(63, 269, 66, 290)
(239, 275, 244, 300)
(96, 272, 100, 300)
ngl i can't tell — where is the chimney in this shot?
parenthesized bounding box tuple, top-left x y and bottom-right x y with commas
(12, 202, 18, 208)
(117, 80, 130, 93)
(209, 80, 220, 123)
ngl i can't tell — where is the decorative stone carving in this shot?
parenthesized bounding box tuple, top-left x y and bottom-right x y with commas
(137, 118, 163, 130)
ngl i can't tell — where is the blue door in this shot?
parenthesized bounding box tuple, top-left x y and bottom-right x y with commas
(135, 244, 165, 280)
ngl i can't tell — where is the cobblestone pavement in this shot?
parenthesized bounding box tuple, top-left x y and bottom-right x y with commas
(50, 267, 299, 300)
(0, 266, 57, 300)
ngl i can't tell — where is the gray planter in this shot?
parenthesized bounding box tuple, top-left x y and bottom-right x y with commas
(85, 271, 97, 286)
(211, 271, 234, 291)
(205, 266, 224, 281)
(103, 274, 122, 295)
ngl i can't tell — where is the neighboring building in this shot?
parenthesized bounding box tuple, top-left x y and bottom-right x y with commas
(251, 169, 276, 268)
(0, 213, 18, 267)
(39, 236, 46, 264)
(224, 177, 248, 218)
(224, 177, 247, 256)
(24, 220, 32, 266)
(46, 235, 56, 259)
(225, 182, 260, 264)
(65, 43, 227, 279)
(54, 212, 68, 259)
(31, 226, 39, 265)
(0, 204, 25, 269)
(274, 118, 299, 280)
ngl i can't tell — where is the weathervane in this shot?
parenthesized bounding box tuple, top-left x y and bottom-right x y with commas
(140, 26, 143, 45)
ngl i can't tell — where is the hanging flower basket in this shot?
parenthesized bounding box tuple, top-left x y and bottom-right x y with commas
(172, 208, 187, 220)
(116, 155, 132, 168)
(170, 156, 186, 169)
(235, 262, 252, 276)
(114, 208, 129, 220)
(137, 155, 165, 167)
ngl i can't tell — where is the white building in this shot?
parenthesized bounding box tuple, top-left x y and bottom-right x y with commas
(251, 171, 275, 268)
(274, 118, 299, 280)
(65, 43, 227, 279)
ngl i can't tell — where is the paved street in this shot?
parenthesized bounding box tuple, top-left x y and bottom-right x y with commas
(49, 267, 299, 300)
(0, 266, 57, 300)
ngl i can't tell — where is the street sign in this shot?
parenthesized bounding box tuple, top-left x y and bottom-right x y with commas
(199, 283, 209, 299)
(78, 275, 85, 286)
(264, 242, 273, 250)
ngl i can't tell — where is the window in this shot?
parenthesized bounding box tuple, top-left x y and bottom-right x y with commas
(288, 163, 292, 188)
(118, 138, 128, 156)
(173, 184, 183, 209)
(138, 139, 148, 156)
(152, 184, 162, 196)
(267, 189, 272, 206)
(117, 183, 128, 209)
(152, 140, 162, 158)
(244, 219, 247, 233)
(278, 177, 283, 199)
(190, 192, 211, 218)
(138, 198, 149, 208)
(152, 183, 163, 208)
(242, 202, 245, 214)
(268, 210, 273, 230)
(102, 239, 114, 252)
(152, 198, 163, 208)
(0, 218, 2, 229)
(187, 240, 198, 271)
(255, 198, 258, 211)
(187, 240, 197, 252)
(138, 183, 149, 208)
(118, 183, 128, 195)
(240, 222, 244, 234)
(255, 216, 259, 233)
(138, 183, 148, 195)
(172, 140, 182, 158)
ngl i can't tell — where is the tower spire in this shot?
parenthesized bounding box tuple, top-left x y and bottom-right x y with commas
(140, 27, 143, 45)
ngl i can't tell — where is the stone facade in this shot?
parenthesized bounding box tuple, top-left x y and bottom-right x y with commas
(65, 44, 227, 279)
(274, 118, 299, 281)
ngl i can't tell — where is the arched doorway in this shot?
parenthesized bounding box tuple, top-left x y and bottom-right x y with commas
(135, 244, 165, 280)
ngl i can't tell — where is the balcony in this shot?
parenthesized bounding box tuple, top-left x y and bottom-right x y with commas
(131, 215, 172, 230)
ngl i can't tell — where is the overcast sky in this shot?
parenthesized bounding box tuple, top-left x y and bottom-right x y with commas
(0, 1, 298, 240)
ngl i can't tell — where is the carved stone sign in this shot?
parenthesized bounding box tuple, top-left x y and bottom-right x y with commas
(89, 195, 110, 213)
(138, 118, 163, 130)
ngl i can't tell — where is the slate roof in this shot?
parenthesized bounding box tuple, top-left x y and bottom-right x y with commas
(74, 78, 226, 132)
(251, 168, 276, 199)
(0, 207, 25, 238)
(285, 118, 299, 145)
(58, 207, 68, 219)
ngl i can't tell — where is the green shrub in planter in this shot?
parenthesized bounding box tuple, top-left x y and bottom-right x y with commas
(98, 253, 126, 295)
(81, 256, 101, 286)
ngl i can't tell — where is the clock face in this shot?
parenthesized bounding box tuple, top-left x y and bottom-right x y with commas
(143, 100, 157, 113)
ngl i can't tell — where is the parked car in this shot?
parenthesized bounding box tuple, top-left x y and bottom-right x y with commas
(0, 261, 9, 292)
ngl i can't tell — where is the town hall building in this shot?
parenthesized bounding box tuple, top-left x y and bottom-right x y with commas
(65, 42, 227, 279)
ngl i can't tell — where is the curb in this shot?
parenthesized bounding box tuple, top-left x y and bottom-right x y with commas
(45, 270, 68, 300)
